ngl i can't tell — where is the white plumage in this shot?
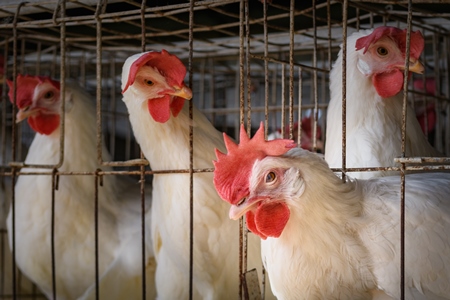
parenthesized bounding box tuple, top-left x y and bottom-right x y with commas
(6, 76, 155, 300)
(0, 128, 37, 296)
(121, 50, 274, 299)
(216, 134, 450, 299)
(325, 27, 440, 179)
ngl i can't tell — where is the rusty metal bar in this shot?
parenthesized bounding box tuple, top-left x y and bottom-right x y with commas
(9, 2, 28, 298)
(394, 157, 450, 164)
(297, 68, 303, 147)
(94, 2, 106, 298)
(55, 0, 66, 170)
(431, 32, 439, 151)
(50, 169, 59, 299)
(238, 0, 245, 297)
(311, 0, 319, 151)
(263, 0, 269, 140)
(188, 0, 195, 299)
(94, 169, 101, 300)
(280, 57, 286, 138)
(244, 0, 250, 293)
(95, 0, 105, 166)
(139, 1, 148, 299)
(341, 0, 348, 182)
(288, 0, 294, 140)
(445, 36, 450, 155)
(250, 54, 330, 74)
(400, 2, 414, 298)
(10, 167, 17, 300)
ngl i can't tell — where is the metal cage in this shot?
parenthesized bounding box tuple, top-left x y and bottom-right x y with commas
(0, 0, 449, 299)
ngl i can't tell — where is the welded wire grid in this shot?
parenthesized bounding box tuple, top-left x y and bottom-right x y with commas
(0, 0, 449, 299)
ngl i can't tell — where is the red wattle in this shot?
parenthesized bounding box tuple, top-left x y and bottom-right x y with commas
(246, 211, 267, 240)
(28, 114, 60, 135)
(147, 95, 171, 123)
(254, 202, 290, 239)
(170, 97, 185, 118)
(373, 69, 404, 98)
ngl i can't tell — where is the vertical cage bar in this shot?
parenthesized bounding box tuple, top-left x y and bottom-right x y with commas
(94, 1, 106, 298)
(50, 170, 59, 299)
(188, 1, 195, 300)
(209, 58, 216, 126)
(238, 0, 245, 297)
(10, 168, 16, 300)
(280, 59, 286, 138)
(56, 0, 66, 170)
(297, 68, 303, 147)
(432, 32, 442, 152)
(139, 1, 148, 298)
(95, 0, 105, 166)
(341, 0, 348, 181)
(400, 1, 414, 299)
(109, 56, 117, 160)
(244, 0, 251, 278)
(10, 3, 28, 298)
(445, 36, 450, 155)
(263, 0, 269, 138)
(312, 0, 319, 152)
(94, 170, 101, 300)
(288, 0, 294, 140)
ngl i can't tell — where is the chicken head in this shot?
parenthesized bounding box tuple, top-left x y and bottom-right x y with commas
(355, 26, 424, 98)
(213, 123, 296, 239)
(121, 50, 193, 123)
(8, 75, 61, 135)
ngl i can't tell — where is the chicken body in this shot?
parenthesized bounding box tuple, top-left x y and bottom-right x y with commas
(214, 124, 450, 299)
(6, 75, 154, 300)
(325, 27, 439, 179)
(121, 51, 274, 299)
(0, 132, 37, 296)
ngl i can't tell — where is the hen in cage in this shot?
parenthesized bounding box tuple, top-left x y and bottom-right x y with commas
(121, 50, 276, 299)
(214, 123, 450, 300)
(6, 75, 155, 300)
(324, 26, 441, 180)
(1, 0, 450, 299)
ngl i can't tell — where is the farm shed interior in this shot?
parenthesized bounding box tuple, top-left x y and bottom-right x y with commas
(0, 0, 450, 299)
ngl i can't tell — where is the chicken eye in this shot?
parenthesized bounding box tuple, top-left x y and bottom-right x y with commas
(237, 197, 246, 206)
(144, 79, 154, 86)
(265, 171, 276, 183)
(44, 91, 54, 99)
(377, 47, 388, 56)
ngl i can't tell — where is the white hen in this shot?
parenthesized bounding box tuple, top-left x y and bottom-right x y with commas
(121, 50, 275, 299)
(214, 123, 450, 300)
(6, 75, 155, 300)
(325, 26, 440, 179)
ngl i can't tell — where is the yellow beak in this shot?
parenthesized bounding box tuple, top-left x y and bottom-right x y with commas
(397, 59, 424, 74)
(170, 85, 193, 100)
(16, 107, 39, 123)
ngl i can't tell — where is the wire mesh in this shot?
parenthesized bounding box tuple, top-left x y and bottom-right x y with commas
(0, 0, 449, 299)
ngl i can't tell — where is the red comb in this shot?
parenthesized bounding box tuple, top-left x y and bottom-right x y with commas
(355, 26, 424, 60)
(122, 49, 187, 93)
(213, 122, 295, 205)
(7, 74, 60, 108)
